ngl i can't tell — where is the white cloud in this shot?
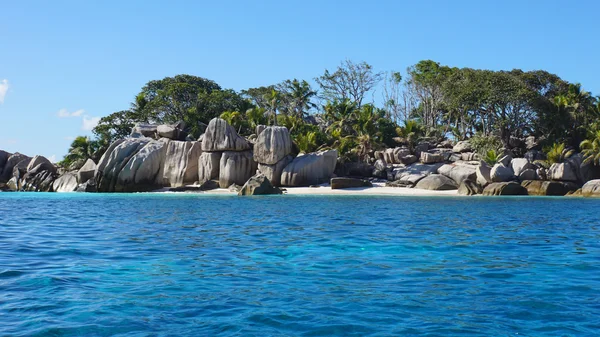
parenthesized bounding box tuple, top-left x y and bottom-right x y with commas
(57, 108, 85, 118)
(82, 115, 101, 131)
(0, 79, 9, 104)
(48, 155, 56, 163)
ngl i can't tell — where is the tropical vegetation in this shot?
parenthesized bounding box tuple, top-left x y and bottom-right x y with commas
(60, 59, 600, 168)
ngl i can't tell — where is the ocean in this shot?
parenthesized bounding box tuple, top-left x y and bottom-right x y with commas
(0, 193, 598, 336)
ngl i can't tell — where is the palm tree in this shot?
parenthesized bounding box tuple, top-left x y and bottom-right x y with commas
(60, 136, 100, 169)
(279, 79, 317, 118)
(245, 107, 267, 131)
(581, 131, 600, 166)
(264, 89, 281, 126)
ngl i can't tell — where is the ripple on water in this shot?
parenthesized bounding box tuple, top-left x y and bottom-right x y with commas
(0, 193, 599, 336)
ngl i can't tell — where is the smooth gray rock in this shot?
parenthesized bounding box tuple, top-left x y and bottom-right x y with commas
(491, 163, 515, 182)
(400, 154, 418, 165)
(116, 140, 168, 192)
(393, 163, 443, 186)
(202, 118, 250, 152)
(95, 139, 126, 181)
(238, 173, 282, 196)
(198, 152, 222, 183)
(131, 123, 158, 138)
(393, 147, 411, 164)
(1, 153, 30, 182)
(482, 182, 528, 196)
(0, 150, 11, 176)
(26, 155, 55, 174)
(548, 162, 578, 182)
(163, 140, 202, 187)
(582, 179, 600, 197)
(522, 180, 577, 196)
(519, 169, 538, 181)
(437, 163, 477, 185)
(524, 150, 546, 162)
(330, 177, 372, 189)
(257, 155, 294, 187)
(253, 126, 293, 165)
(476, 161, 492, 186)
(511, 158, 534, 176)
(498, 155, 513, 167)
(453, 140, 472, 153)
(219, 151, 257, 188)
(97, 138, 151, 191)
(461, 152, 478, 161)
(415, 174, 457, 190)
(458, 179, 483, 195)
(77, 159, 96, 184)
(53, 172, 78, 192)
(420, 152, 444, 164)
(280, 150, 338, 187)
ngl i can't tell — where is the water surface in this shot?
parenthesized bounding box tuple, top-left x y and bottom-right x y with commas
(0, 193, 599, 336)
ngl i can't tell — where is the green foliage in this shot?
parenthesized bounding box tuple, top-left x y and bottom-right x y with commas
(483, 149, 499, 166)
(544, 142, 574, 164)
(315, 60, 383, 107)
(580, 131, 600, 166)
(59, 136, 101, 170)
(93, 110, 136, 148)
(294, 131, 318, 153)
(396, 120, 424, 150)
(470, 133, 502, 158)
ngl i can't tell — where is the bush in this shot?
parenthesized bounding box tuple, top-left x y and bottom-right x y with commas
(470, 133, 502, 158)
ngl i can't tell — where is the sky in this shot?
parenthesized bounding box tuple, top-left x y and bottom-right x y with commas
(1, 0, 599, 161)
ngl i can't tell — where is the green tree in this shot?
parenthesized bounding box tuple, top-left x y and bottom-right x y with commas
(59, 136, 101, 169)
(277, 79, 317, 118)
(315, 60, 383, 107)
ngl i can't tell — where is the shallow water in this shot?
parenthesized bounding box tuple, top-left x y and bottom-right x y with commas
(0, 193, 599, 336)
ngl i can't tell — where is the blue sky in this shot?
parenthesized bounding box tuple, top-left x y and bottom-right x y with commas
(1, 0, 599, 161)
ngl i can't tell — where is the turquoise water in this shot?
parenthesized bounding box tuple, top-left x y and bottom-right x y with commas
(0, 193, 599, 336)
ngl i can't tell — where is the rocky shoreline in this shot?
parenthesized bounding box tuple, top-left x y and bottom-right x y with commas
(2, 118, 600, 197)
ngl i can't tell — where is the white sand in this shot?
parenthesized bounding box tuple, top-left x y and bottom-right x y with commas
(164, 183, 459, 197)
(283, 183, 459, 196)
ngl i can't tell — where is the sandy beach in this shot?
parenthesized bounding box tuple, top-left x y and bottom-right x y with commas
(161, 183, 460, 197)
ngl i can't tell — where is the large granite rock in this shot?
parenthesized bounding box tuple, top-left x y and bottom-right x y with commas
(53, 172, 78, 192)
(437, 163, 477, 185)
(280, 150, 338, 187)
(257, 155, 294, 187)
(498, 155, 513, 167)
(420, 152, 444, 164)
(453, 140, 472, 153)
(254, 126, 293, 165)
(476, 161, 492, 186)
(393, 147, 412, 164)
(116, 140, 168, 192)
(163, 140, 202, 187)
(219, 151, 257, 188)
(95, 139, 126, 181)
(510, 158, 535, 176)
(336, 161, 374, 178)
(415, 174, 458, 190)
(482, 182, 528, 196)
(131, 123, 158, 138)
(26, 155, 55, 173)
(519, 169, 538, 181)
(581, 179, 600, 197)
(97, 138, 152, 191)
(198, 152, 222, 183)
(202, 118, 250, 152)
(1, 153, 31, 182)
(458, 179, 483, 196)
(521, 180, 578, 196)
(490, 164, 515, 182)
(238, 173, 282, 196)
(77, 159, 96, 184)
(548, 162, 578, 182)
(0, 150, 11, 176)
(157, 122, 185, 140)
(330, 177, 372, 189)
(393, 163, 443, 186)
